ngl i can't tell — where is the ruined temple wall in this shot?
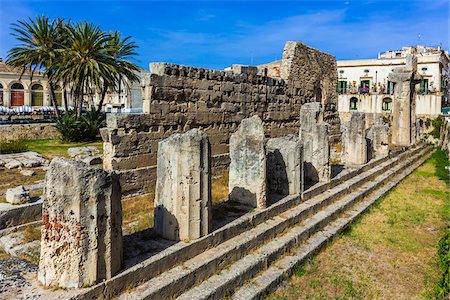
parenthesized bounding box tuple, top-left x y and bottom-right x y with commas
(281, 42, 341, 142)
(102, 42, 341, 195)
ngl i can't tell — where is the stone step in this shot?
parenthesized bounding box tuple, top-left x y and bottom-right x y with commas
(71, 144, 424, 300)
(175, 146, 431, 300)
(119, 145, 429, 300)
(231, 148, 433, 300)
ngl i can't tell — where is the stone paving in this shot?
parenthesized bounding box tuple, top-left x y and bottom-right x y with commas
(0, 152, 49, 169)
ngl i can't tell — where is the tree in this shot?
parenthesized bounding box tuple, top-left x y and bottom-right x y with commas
(6, 16, 64, 119)
(52, 21, 118, 117)
(97, 31, 140, 113)
(7, 15, 140, 135)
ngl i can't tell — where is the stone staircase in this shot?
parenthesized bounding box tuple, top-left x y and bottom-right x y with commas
(71, 143, 431, 300)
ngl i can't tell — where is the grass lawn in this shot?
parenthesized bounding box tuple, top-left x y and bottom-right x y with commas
(267, 149, 449, 300)
(25, 139, 103, 158)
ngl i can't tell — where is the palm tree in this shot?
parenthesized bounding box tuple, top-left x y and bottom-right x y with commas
(53, 21, 118, 117)
(96, 31, 140, 112)
(6, 16, 64, 119)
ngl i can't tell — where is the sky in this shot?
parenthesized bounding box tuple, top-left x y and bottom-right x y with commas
(0, 0, 449, 70)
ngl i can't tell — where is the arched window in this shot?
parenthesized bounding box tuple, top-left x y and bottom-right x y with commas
(11, 83, 24, 106)
(31, 84, 44, 106)
(54, 85, 63, 106)
(350, 97, 358, 111)
(0, 83, 3, 106)
(382, 97, 392, 111)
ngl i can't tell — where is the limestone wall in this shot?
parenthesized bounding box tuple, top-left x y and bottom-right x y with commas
(102, 41, 340, 195)
(0, 123, 60, 142)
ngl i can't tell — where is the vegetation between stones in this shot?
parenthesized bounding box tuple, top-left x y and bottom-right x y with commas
(0, 139, 29, 154)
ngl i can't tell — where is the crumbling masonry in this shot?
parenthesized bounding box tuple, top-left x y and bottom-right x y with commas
(101, 42, 340, 195)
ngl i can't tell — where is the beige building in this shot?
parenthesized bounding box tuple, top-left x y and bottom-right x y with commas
(337, 46, 450, 117)
(0, 60, 144, 113)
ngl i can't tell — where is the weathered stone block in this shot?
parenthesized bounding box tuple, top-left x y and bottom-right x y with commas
(229, 115, 267, 208)
(38, 158, 122, 288)
(299, 102, 330, 185)
(388, 54, 420, 146)
(342, 112, 368, 166)
(154, 129, 211, 241)
(266, 135, 303, 200)
(5, 186, 30, 205)
(366, 124, 389, 158)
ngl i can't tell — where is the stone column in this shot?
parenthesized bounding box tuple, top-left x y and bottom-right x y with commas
(342, 112, 368, 166)
(266, 135, 303, 200)
(299, 102, 330, 185)
(229, 115, 267, 208)
(366, 124, 389, 159)
(38, 158, 122, 288)
(154, 128, 211, 241)
(388, 54, 421, 146)
(4, 88, 10, 107)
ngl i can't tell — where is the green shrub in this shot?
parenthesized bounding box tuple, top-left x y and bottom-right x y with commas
(56, 109, 105, 142)
(0, 139, 29, 154)
(81, 109, 106, 141)
(434, 226, 449, 299)
(56, 113, 84, 142)
(430, 117, 442, 139)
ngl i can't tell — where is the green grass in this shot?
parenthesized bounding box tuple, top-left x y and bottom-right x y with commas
(25, 139, 103, 158)
(267, 149, 449, 300)
(0, 139, 29, 154)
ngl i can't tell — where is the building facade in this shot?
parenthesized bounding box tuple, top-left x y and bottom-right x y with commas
(0, 61, 144, 113)
(337, 46, 450, 117)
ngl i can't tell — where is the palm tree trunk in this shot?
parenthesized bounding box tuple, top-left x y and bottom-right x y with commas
(96, 82, 108, 113)
(48, 83, 60, 120)
(76, 84, 84, 118)
(63, 89, 68, 113)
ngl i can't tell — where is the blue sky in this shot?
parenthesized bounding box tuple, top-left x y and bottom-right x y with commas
(0, 0, 448, 70)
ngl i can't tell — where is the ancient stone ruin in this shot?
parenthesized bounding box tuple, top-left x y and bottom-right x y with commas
(3, 40, 436, 300)
(229, 115, 267, 208)
(266, 134, 303, 199)
(299, 102, 330, 185)
(366, 123, 390, 159)
(101, 41, 340, 196)
(388, 54, 421, 146)
(154, 129, 211, 241)
(342, 112, 368, 166)
(38, 158, 122, 288)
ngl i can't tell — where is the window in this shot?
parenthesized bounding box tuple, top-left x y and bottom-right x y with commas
(350, 97, 358, 111)
(360, 80, 370, 94)
(419, 79, 429, 94)
(0, 83, 3, 106)
(387, 81, 395, 95)
(382, 97, 392, 111)
(10, 82, 24, 106)
(54, 85, 63, 106)
(31, 84, 44, 106)
(338, 81, 347, 94)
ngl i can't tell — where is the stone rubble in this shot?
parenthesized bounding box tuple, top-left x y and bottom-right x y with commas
(5, 186, 30, 205)
(67, 146, 100, 158)
(20, 170, 36, 177)
(0, 152, 49, 169)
